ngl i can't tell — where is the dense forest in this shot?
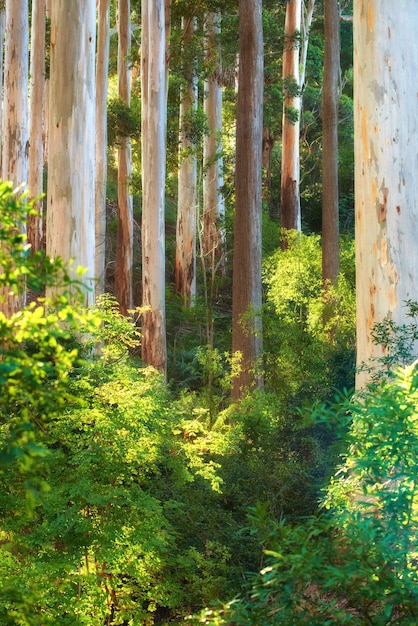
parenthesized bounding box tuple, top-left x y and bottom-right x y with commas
(1, 0, 418, 624)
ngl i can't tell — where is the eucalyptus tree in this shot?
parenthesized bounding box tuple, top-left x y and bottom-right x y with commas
(28, 0, 46, 254)
(95, 0, 110, 296)
(231, 0, 264, 400)
(46, 0, 96, 303)
(115, 0, 133, 314)
(321, 0, 340, 287)
(175, 16, 198, 306)
(141, 0, 168, 375)
(354, 0, 418, 386)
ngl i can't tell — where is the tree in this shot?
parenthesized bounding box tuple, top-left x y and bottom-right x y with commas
(231, 0, 264, 400)
(141, 0, 168, 375)
(321, 0, 340, 287)
(280, 0, 302, 237)
(175, 16, 198, 306)
(1, 0, 29, 314)
(95, 0, 110, 296)
(0, 2, 6, 175)
(354, 0, 418, 386)
(114, 0, 133, 314)
(203, 11, 225, 268)
(28, 0, 46, 254)
(46, 0, 96, 304)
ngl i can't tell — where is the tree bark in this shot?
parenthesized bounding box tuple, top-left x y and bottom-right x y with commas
(141, 0, 168, 376)
(114, 0, 133, 314)
(95, 0, 110, 296)
(321, 0, 340, 287)
(354, 0, 418, 387)
(0, 5, 5, 176)
(28, 0, 46, 254)
(231, 0, 264, 400)
(47, 0, 96, 304)
(175, 17, 198, 306)
(203, 11, 225, 268)
(280, 0, 302, 240)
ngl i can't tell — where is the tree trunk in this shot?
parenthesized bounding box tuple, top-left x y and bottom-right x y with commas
(354, 0, 418, 387)
(46, 0, 96, 304)
(321, 0, 340, 287)
(1, 0, 29, 315)
(114, 0, 133, 314)
(0, 5, 6, 176)
(203, 11, 225, 268)
(141, 0, 167, 376)
(231, 0, 264, 400)
(28, 0, 46, 254)
(175, 17, 198, 306)
(280, 0, 301, 240)
(95, 0, 110, 297)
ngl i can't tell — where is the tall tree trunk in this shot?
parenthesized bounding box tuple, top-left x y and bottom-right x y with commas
(141, 0, 167, 375)
(95, 0, 110, 297)
(280, 0, 302, 240)
(321, 0, 340, 287)
(47, 0, 96, 304)
(1, 0, 29, 315)
(28, 0, 46, 254)
(0, 4, 6, 176)
(231, 0, 264, 400)
(114, 0, 133, 314)
(354, 0, 418, 387)
(203, 11, 225, 270)
(175, 17, 198, 306)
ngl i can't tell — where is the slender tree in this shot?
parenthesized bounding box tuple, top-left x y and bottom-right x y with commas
(95, 0, 110, 296)
(280, 0, 302, 238)
(321, 0, 340, 287)
(46, 0, 96, 303)
(175, 16, 198, 306)
(114, 0, 133, 314)
(203, 11, 225, 269)
(0, 2, 6, 175)
(354, 0, 418, 386)
(231, 0, 264, 400)
(28, 0, 46, 254)
(141, 0, 168, 375)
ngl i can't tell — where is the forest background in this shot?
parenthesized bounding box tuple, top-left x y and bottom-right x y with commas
(2, 0, 418, 624)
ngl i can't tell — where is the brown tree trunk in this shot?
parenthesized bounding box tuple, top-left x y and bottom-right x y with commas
(141, 0, 168, 376)
(321, 0, 340, 287)
(28, 0, 46, 254)
(231, 0, 264, 400)
(114, 0, 133, 314)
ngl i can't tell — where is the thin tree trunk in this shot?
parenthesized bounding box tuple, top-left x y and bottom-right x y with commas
(0, 5, 6, 176)
(28, 0, 46, 254)
(322, 0, 340, 287)
(203, 11, 225, 268)
(231, 0, 264, 400)
(141, 0, 167, 375)
(114, 0, 133, 314)
(47, 0, 96, 304)
(95, 0, 110, 296)
(175, 17, 198, 306)
(280, 0, 302, 241)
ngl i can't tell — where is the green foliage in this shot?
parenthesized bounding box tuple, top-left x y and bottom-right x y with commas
(197, 364, 418, 625)
(263, 232, 356, 404)
(107, 96, 141, 147)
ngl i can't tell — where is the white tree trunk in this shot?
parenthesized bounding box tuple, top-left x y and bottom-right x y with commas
(0, 5, 6, 176)
(2, 0, 29, 188)
(354, 0, 418, 386)
(47, 0, 96, 304)
(95, 0, 110, 296)
(280, 0, 302, 236)
(203, 11, 225, 268)
(28, 0, 46, 253)
(175, 17, 198, 305)
(114, 0, 133, 314)
(141, 0, 167, 375)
